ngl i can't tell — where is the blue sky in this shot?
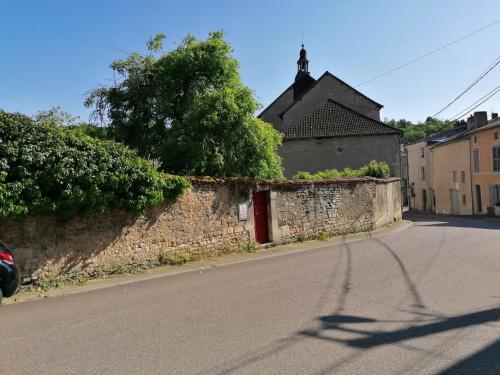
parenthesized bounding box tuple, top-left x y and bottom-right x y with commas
(1, 0, 500, 123)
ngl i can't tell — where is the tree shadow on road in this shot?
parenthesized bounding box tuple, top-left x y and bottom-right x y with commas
(438, 338, 500, 374)
(300, 307, 500, 374)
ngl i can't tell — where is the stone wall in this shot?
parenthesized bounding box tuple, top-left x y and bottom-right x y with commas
(0, 177, 401, 283)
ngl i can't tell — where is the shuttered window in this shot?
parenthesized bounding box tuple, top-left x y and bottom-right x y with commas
(493, 146, 500, 172)
(473, 149, 480, 172)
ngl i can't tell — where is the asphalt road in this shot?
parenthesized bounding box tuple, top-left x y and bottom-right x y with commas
(2, 215, 500, 374)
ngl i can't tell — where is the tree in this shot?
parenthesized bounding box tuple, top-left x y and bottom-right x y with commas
(86, 32, 284, 179)
(385, 117, 455, 143)
(0, 110, 190, 219)
(34, 106, 110, 141)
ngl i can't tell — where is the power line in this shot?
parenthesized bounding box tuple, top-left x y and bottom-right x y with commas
(355, 19, 500, 88)
(432, 54, 500, 118)
(450, 83, 500, 121)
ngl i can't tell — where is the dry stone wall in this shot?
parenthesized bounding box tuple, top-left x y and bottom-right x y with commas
(0, 177, 401, 283)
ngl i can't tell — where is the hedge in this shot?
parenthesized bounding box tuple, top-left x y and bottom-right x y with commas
(0, 110, 190, 219)
(293, 160, 391, 180)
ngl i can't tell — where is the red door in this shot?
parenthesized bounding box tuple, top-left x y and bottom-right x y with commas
(253, 191, 269, 244)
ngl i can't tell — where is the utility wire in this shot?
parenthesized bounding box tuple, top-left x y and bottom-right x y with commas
(355, 19, 500, 88)
(432, 54, 500, 118)
(450, 83, 500, 121)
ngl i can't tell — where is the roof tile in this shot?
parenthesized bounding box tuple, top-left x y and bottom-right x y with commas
(284, 99, 400, 140)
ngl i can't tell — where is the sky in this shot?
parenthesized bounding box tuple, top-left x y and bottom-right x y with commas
(1, 0, 500, 123)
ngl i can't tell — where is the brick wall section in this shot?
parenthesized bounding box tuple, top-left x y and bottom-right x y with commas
(0, 177, 401, 283)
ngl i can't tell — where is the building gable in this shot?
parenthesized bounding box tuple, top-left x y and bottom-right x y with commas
(281, 72, 382, 131)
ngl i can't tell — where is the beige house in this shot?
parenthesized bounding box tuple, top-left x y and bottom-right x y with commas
(431, 138, 473, 215)
(406, 111, 500, 216)
(406, 141, 434, 211)
(468, 117, 500, 215)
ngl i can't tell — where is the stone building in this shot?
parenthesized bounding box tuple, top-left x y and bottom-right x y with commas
(259, 45, 402, 178)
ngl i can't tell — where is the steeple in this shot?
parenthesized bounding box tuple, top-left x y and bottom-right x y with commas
(293, 44, 314, 100)
(295, 44, 309, 81)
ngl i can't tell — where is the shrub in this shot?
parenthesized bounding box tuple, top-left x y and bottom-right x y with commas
(158, 252, 193, 266)
(0, 110, 190, 219)
(293, 160, 391, 180)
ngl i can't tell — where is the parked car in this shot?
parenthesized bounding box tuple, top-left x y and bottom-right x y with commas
(0, 241, 20, 303)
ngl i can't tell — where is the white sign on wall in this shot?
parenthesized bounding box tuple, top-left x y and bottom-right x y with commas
(238, 202, 248, 221)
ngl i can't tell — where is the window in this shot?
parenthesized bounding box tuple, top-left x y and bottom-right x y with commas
(473, 149, 480, 172)
(474, 136, 478, 143)
(453, 171, 457, 182)
(461, 171, 466, 183)
(493, 185, 500, 206)
(462, 194, 466, 206)
(421, 166, 425, 180)
(495, 132, 499, 141)
(421, 147, 425, 158)
(493, 146, 500, 172)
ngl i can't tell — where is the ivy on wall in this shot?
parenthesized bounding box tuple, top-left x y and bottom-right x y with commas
(0, 110, 190, 219)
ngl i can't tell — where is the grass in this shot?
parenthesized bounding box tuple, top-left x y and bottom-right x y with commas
(158, 251, 193, 266)
(317, 230, 330, 241)
(238, 241, 258, 254)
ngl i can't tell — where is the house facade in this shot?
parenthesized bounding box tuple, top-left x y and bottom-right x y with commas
(259, 45, 401, 178)
(406, 111, 500, 216)
(431, 138, 473, 215)
(406, 141, 434, 211)
(469, 116, 500, 215)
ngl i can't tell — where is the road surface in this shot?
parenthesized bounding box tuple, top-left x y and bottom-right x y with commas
(2, 215, 500, 374)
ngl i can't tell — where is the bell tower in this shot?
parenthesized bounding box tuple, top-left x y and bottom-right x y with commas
(293, 44, 314, 100)
(295, 44, 309, 80)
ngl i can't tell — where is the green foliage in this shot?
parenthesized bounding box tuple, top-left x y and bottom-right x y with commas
(158, 251, 193, 266)
(318, 230, 329, 241)
(362, 160, 391, 178)
(86, 31, 284, 179)
(385, 117, 454, 143)
(0, 110, 190, 219)
(66, 124, 111, 141)
(238, 241, 258, 253)
(34, 106, 80, 127)
(293, 160, 391, 180)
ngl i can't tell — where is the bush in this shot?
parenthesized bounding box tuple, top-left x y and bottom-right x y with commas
(0, 110, 190, 219)
(293, 160, 391, 180)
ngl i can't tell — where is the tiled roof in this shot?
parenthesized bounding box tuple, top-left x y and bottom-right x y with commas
(283, 99, 401, 140)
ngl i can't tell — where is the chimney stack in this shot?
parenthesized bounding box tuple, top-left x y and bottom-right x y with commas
(492, 112, 499, 120)
(467, 115, 475, 129)
(467, 111, 488, 129)
(474, 111, 488, 128)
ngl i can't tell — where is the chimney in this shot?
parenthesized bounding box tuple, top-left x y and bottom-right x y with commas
(473, 111, 488, 128)
(492, 112, 499, 120)
(467, 115, 475, 130)
(467, 112, 488, 129)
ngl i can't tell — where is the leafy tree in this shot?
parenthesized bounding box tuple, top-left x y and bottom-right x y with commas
(34, 106, 111, 141)
(385, 117, 455, 143)
(85, 31, 284, 179)
(0, 110, 190, 219)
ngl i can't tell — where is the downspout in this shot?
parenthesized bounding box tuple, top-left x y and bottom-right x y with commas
(468, 135, 475, 215)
